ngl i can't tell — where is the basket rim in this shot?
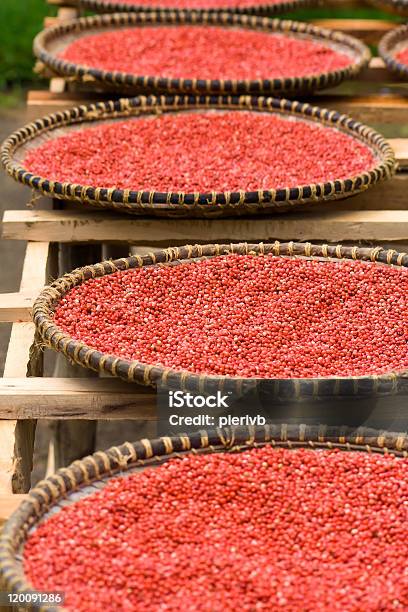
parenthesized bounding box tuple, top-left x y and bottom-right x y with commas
(79, 0, 315, 15)
(33, 241, 408, 396)
(378, 23, 408, 80)
(32, 11, 371, 96)
(1, 424, 408, 611)
(1, 94, 396, 215)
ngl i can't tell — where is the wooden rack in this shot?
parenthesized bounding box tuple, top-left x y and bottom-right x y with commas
(0, 0, 407, 519)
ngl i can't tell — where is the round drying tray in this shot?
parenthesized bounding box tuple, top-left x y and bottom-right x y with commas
(1, 424, 408, 612)
(1, 96, 395, 218)
(33, 12, 371, 96)
(379, 24, 408, 80)
(79, 0, 315, 16)
(33, 241, 408, 399)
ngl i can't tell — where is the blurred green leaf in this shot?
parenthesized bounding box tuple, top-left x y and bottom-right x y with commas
(0, 0, 56, 88)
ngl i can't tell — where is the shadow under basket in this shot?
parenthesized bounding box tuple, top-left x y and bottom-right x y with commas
(33, 11, 370, 96)
(1, 425, 408, 611)
(379, 24, 408, 81)
(32, 241, 408, 400)
(1, 95, 395, 218)
(79, 0, 316, 16)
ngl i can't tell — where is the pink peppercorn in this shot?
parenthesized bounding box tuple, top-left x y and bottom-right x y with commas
(24, 112, 376, 193)
(60, 27, 354, 81)
(396, 45, 408, 67)
(53, 254, 408, 378)
(23, 446, 408, 611)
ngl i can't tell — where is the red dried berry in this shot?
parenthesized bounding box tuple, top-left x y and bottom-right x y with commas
(60, 26, 354, 81)
(23, 446, 408, 611)
(53, 254, 408, 378)
(396, 45, 408, 67)
(24, 112, 376, 193)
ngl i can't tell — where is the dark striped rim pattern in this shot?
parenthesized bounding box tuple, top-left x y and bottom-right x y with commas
(33, 11, 371, 96)
(379, 24, 408, 80)
(32, 241, 408, 398)
(1, 95, 395, 218)
(1, 425, 408, 612)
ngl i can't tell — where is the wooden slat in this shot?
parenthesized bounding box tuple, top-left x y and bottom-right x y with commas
(311, 19, 396, 45)
(0, 242, 50, 322)
(26, 89, 408, 124)
(0, 379, 156, 420)
(0, 243, 49, 494)
(19, 242, 50, 291)
(48, 0, 78, 5)
(44, 7, 79, 27)
(0, 292, 38, 324)
(49, 77, 67, 94)
(4, 209, 408, 244)
(3, 324, 38, 377)
(312, 94, 408, 125)
(44, 14, 77, 28)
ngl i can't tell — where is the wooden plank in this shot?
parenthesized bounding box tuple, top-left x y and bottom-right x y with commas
(19, 242, 50, 291)
(0, 243, 50, 322)
(3, 324, 38, 378)
(0, 495, 27, 523)
(48, 0, 78, 5)
(392, 139, 408, 167)
(26, 89, 408, 124)
(312, 95, 408, 125)
(4, 209, 408, 244)
(0, 292, 38, 323)
(49, 77, 67, 94)
(311, 19, 396, 44)
(0, 243, 49, 494)
(44, 7, 79, 28)
(0, 379, 156, 420)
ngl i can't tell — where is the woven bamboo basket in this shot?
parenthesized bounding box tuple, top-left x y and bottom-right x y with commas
(79, 0, 315, 15)
(379, 24, 408, 80)
(33, 12, 371, 96)
(1, 424, 407, 611)
(33, 241, 408, 399)
(1, 96, 395, 218)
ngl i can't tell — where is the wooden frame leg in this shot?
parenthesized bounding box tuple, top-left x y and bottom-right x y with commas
(0, 325, 43, 493)
(0, 243, 50, 493)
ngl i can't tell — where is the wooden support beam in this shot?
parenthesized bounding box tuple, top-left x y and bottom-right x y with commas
(47, 0, 78, 5)
(0, 243, 51, 322)
(4, 209, 408, 245)
(0, 243, 49, 494)
(0, 292, 38, 323)
(26, 89, 408, 124)
(311, 18, 396, 45)
(0, 378, 156, 420)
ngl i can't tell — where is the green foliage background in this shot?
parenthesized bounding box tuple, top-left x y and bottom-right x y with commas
(0, 0, 56, 88)
(0, 0, 399, 90)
